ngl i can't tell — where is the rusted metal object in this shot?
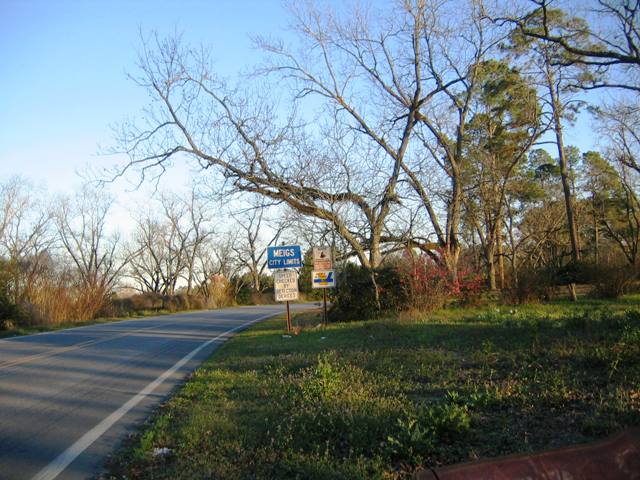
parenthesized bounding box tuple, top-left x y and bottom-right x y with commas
(416, 428, 640, 480)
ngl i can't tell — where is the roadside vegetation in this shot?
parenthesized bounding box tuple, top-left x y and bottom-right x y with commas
(2, 0, 640, 340)
(107, 298, 640, 479)
(1, 0, 639, 474)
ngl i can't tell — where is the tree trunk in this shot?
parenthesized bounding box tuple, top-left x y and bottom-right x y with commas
(369, 236, 382, 311)
(547, 68, 579, 302)
(369, 235, 382, 270)
(369, 268, 382, 312)
(497, 227, 505, 290)
(446, 164, 463, 283)
(487, 248, 497, 291)
(186, 274, 193, 295)
(553, 114, 581, 265)
(594, 209, 600, 265)
(250, 264, 260, 291)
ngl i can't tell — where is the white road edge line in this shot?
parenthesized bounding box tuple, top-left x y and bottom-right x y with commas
(31, 312, 277, 480)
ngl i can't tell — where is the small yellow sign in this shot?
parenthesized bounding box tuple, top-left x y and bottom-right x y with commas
(312, 270, 336, 289)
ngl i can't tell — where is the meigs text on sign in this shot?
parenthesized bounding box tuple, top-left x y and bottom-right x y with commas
(267, 245, 302, 269)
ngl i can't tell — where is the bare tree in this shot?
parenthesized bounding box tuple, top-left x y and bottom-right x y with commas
(193, 229, 249, 304)
(126, 190, 215, 295)
(114, 30, 411, 274)
(229, 201, 288, 293)
(0, 177, 54, 305)
(401, 0, 511, 278)
(257, 0, 508, 278)
(117, 1, 518, 290)
(126, 214, 167, 293)
(54, 187, 127, 317)
(160, 191, 216, 294)
(591, 106, 640, 264)
(115, 1, 498, 281)
(603, 166, 640, 265)
(596, 99, 640, 175)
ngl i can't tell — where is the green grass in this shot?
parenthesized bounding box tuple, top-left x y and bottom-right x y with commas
(107, 301, 640, 479)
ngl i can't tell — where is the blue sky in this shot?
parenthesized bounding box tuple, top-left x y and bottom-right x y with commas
(0, 0, 598, 206)
(0, 0, 290, 196)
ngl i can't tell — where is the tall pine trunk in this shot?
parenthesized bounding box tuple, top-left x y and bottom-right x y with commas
(546, 65, 580, 302)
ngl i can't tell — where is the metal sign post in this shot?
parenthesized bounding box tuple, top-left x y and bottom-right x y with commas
(322, 289, 328, 326)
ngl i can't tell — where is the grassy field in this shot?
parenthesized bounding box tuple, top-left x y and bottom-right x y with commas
(106, 299, 640, 479)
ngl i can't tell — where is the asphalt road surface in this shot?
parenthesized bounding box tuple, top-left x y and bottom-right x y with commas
(0, 304, 313, 480)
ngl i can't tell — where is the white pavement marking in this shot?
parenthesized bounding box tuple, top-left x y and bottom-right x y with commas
(31, 312, 276, 480)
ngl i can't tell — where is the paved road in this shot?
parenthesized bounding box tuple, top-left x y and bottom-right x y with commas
(0, 304, 312, 480)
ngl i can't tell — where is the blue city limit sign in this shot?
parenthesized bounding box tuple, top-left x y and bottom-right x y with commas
(267, 245, 302, 269)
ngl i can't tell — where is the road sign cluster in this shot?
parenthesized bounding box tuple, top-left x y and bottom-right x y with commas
(266, 244, 337, 331)
(266, 245, 337, 299)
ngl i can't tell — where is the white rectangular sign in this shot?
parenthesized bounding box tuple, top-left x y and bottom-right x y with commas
(313, 247, 333, 271)
(274, 270, 299, 301)
(312, 270, 336, 289)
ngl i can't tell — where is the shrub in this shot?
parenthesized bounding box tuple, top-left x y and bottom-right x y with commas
(164, 295, 179, 312)
(129, 292, 164, 311)
(580, 262, 638, 299)
(503, 268, 555, 304)
(455, 266, 486, 306)
(189, 295, 205, 310)
(1, 319, 15, 330)
(331, 254, 485, 321)
(0, 293, 20, 324)
(330, 263, 407, 321)
(376, 262, 410, 311)
(247, 291, 275, 305)
(110, 292, 211, 316)
(397, 253, 449, 311)
(25, 274, 80, 325)
(73, 285, 109, 321)
(205, 275, 236, 307)
(298, 249, 324, 300)
(552, 262, 581, 286)
(397, 252, 484, 311)
(330, 264, 377, 321)
(0, 265, 18, 322)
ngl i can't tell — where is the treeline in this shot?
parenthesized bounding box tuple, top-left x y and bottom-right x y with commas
(113, 0, 639, 304)
(0, 180, 284, 328)
(3, 0, 640, 326)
